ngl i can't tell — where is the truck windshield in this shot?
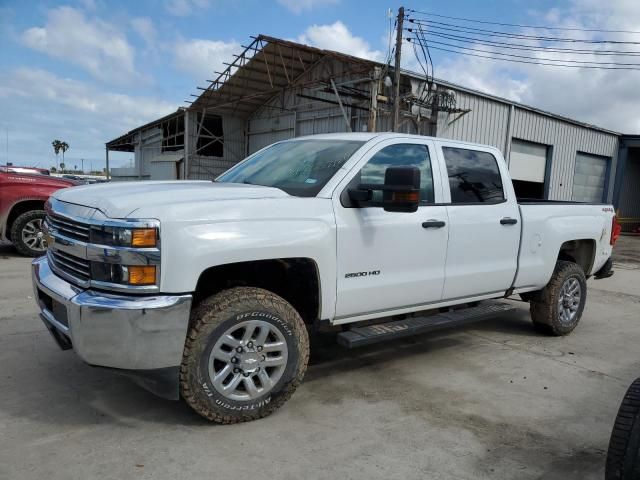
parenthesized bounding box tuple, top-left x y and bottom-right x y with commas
(216, 139, 365, 197)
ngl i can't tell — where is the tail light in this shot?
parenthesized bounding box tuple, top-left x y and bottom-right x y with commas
(610, 216, 622, 246)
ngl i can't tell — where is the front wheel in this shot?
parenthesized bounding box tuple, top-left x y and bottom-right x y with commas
(530, 260, 587, 336)
(180, 287, 310, 423)
(10, 210, 47, 257)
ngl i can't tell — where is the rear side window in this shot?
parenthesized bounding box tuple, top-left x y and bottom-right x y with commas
(358, 143, 435, 204)
(442, 147, 505, 203)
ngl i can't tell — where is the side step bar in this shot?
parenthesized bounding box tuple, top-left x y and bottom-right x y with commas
(336, 300, 517, 348)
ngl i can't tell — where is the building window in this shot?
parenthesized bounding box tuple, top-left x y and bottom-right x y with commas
(196, 113, 224, 157)
(442, 147, 504, 203)
(358, 144, 435, 205)
(161, 116, 184, 152)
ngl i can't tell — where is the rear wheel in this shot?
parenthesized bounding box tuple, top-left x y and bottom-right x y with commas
(606, 378, 640, 480)
(530, 260, 587, 336)
(10, 210, 47, 257)
(180, 287, 309, 423)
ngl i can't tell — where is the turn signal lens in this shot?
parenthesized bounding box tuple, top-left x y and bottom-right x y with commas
(131, 228, 157, 248)
(392, 191, 420, 202)
(128, 265, 156, 285)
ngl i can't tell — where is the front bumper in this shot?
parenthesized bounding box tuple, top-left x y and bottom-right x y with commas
(32, 256, 192, 399)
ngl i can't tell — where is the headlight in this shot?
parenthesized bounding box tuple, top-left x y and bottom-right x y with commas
(91, 263, 157, 286)
(90, 226, 157, 248)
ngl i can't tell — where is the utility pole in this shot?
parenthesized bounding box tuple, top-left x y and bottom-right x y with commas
(392, 6, 404, 132)
(81, 158, 84, 173)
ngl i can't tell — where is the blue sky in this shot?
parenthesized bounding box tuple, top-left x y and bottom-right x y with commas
(1, 0, 639, 170)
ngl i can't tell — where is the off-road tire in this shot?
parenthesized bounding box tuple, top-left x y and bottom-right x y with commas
(530, 260, 587, 336)
(606, 378, 640, 480)
(10, 210, 46, 257)
(180, 287, 310, 423)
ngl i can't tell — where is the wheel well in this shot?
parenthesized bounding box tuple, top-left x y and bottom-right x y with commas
(193, 258, 321, 324)
(5, 200, 45, 241)
(558, 239, 596, 275)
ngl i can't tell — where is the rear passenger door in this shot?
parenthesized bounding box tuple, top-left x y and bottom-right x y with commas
(436, 142, 521, 300)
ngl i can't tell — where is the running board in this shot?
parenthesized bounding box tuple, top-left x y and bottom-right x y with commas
(336, 301, 517, 348)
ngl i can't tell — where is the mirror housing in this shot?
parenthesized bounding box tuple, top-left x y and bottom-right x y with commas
(349, 166, 421, 213)
(381, 166, 421, 212)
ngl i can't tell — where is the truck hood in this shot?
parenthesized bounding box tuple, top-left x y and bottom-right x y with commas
(52, 180, 290, 218)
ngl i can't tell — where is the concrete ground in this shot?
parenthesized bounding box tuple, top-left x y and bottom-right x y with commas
(1, 238, 639, 480)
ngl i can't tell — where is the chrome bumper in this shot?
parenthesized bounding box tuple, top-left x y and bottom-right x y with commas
(32, 256, 192, 399)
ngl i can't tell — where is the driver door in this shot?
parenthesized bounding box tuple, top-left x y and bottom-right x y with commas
(332, 139, 449, 321)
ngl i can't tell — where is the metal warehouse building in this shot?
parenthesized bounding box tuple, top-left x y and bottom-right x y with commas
(106, 35, 639, 229)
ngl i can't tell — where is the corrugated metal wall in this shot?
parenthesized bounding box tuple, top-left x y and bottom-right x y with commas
(188, 115, 246, 180)
(436, 90, 511, 151)
(437, 87, 619, 202)
(510, 109, 619, 201)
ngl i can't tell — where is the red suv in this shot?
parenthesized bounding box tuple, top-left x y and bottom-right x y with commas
(0, 167, 76, 256)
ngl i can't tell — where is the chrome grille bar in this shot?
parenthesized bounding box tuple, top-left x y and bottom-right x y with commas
(46, 214, 90, 242)
(49, 250, 90, 281)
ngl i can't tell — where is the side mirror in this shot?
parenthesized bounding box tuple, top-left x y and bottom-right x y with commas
(348, 166, 421, 213)
(381, 166, 421, 212)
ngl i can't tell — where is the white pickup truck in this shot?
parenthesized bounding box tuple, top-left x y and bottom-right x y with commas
(32, 133, 620, 423)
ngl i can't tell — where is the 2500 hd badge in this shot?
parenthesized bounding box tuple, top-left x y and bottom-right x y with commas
(345, 270, 381, 279)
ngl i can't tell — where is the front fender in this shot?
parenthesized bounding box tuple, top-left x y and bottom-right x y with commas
(159, 216, 336, 320)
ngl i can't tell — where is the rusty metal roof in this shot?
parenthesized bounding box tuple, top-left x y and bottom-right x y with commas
(187, 34, 378, 115)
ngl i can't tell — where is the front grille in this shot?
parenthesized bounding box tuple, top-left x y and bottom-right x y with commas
(49, 249, 91, 282)
(46, 214, 90, 242)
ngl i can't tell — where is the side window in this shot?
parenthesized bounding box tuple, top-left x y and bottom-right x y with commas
(442, 147, 505, 204)
(358, 144, 435, 204)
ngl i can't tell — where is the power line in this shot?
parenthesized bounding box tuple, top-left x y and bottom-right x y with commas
(422, 44, 640, 70)
(416, 29, 640, 56)
(408, 19, 640, 45)
(406, 9, 640, 34)
(406, 36, 640, 66)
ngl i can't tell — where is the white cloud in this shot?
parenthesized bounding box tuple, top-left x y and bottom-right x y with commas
(426, 0, 640, 133)
(0, 67, 174, 139)
(20, 6, 137, 84)
(174, 38, 241, 80)
(164, 0, 210, 16)
(0, 68, 176, 169)
(277, 0, 339, 14)
(131, 17, 156, 47)
(298, 21, 383, 61)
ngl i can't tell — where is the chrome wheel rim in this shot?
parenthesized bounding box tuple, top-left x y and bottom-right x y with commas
(21, 218, 47, 252)
(208, 319, 288, 401)
(558, 277, 581, 325)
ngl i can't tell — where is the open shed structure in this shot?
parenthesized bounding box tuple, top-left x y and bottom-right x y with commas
(106, 34, 468, 181)
(107, 34, 636, 217)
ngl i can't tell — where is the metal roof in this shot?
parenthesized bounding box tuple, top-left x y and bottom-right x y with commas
(106, 109, 185, 150)
(188, 34, 377, 115)
(107, 34, 621, 147)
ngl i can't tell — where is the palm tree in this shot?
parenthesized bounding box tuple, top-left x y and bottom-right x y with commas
(51, 140, 70, 173)
(52, 140, 62, 170)
(60, 142, 69, 173)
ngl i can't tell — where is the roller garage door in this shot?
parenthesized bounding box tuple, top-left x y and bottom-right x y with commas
(572, 152, 609, 203)
(509, 139, 548, 199)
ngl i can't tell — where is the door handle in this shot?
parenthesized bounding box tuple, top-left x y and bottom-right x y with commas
(422, 220, 446, 229)
(500, 217, 518, 225)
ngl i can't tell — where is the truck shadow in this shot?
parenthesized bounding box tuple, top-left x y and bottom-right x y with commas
(0, 244, 23, 259)
(306, 310, 537, 380)
(3, 312, 538, 428)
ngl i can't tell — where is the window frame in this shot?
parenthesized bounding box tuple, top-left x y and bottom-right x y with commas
(438, 144, 508, 206)
(337, 138, 443, 209)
